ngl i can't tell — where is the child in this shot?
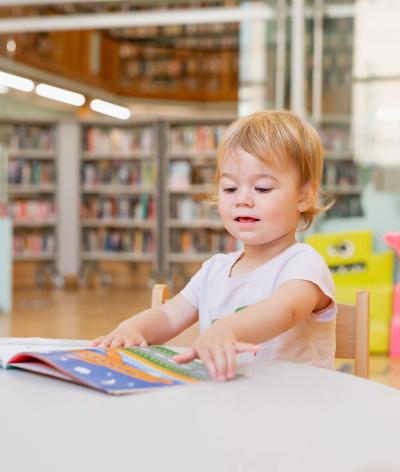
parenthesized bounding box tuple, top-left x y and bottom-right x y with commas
(93, 111, 336, 382)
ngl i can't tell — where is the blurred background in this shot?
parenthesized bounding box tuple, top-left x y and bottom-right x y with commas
(1, 0, 400, 386)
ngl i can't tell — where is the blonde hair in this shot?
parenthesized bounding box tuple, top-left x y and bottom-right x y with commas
(214, 110, 334, 231)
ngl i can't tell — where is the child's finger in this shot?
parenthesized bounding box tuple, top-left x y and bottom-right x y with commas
(98, 335, 114, 347)
(235, 342, 260, 355)
(223, 343, 237, 379)
(173, 347, 197, 364)
(91, 336, 104, 347)
(212, 345, 227, 381)
(196, 347, 217, 381)
(110, 336, 124, 348)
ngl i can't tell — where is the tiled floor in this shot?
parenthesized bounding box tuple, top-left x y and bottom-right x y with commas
(1, 286, 399, 388)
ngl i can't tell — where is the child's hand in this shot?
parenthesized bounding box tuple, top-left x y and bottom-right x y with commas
(173, 322, 258, 382)
(91, 318, 148, 348)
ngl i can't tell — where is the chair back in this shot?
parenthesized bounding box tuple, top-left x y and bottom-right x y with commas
(336, 291, 369, 378)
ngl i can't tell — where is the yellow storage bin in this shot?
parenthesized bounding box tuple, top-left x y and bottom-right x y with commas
(306, 230, 394, 353)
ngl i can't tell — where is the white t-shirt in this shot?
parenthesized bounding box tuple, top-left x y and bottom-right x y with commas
(180, 242, 337, 369)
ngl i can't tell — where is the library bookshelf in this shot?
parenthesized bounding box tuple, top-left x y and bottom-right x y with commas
(0, 119, 60, 285)
(317, 115, 363, 221)
(162, 116, 239, 285)
(79, 119, 159, 286)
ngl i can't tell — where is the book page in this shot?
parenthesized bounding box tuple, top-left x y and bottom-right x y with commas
(0, 337, 89, 368)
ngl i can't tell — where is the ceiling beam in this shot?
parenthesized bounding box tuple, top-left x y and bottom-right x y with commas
(0, 6, 275, 33)
(0, 0, 131, 5)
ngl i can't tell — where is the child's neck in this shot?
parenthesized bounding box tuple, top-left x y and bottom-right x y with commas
(230, 235, 297, 277)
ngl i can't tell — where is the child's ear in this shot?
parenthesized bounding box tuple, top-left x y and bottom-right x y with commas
(297, 185, 313, 212)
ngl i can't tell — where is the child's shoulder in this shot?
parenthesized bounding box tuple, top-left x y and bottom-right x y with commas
(284, 242, 329, 269)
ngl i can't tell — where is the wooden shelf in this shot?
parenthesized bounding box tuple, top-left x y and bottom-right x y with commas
(81, 218, 154, 229)
(8, 184, 56, 195)
(13, 219, 57, 228)
(168, 184, 216, 195)
(168, 253, 213, 263)
(82, 151, 154, 160)
(14, 253, 55, 262)
(325, 185, 363, 195)
(168, 150, 217, 160)
(81, 185, 155, 195)
(81, 252, 154, 262)
(325, 150, 353, 161)
(9, 150, 56, 160)
(168, 219, 224, 229)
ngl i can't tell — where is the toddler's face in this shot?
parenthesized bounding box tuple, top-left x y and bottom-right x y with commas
(217, 149, 309, 248)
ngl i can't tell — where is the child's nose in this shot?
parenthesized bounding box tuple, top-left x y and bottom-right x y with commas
(235, 191, 254, 206)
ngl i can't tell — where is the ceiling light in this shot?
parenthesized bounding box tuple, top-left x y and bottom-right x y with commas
(90, 99, 131, 120)
(0, 71, 34, 92)
(0, 84, 9, 94)
(35, 83, 85, 106)
(376, 109, 400, 122)
(6, 40, 16, 54)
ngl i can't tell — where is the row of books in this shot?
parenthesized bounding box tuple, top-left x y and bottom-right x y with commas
(318, 125, 350, 153)
(8, 161, 55, 185)
(323, 161, 359, 187)
(80, 195, 154, 220)
(118, 21, 238, 44)
(2, 125, 54, 151)
(13, 232, 56, 255)
(169, 161, 215, 190)
(170, 229, 239, 254)
(9, 200, 56, 220)
(81, 161, 155, 186)
(325, 195, 363, 219)
(82, 228, 154, 253)
(122, 54, 231, 80)
(169, 125, 228, 152)
(83, 127, 153, 154)
(170, 196, 218, 221)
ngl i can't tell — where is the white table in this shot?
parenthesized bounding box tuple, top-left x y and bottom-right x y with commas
(1, 359, 400, 472)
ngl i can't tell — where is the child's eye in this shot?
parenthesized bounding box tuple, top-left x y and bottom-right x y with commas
(223, 187, 237, 193)
(255, 187, 273, 193)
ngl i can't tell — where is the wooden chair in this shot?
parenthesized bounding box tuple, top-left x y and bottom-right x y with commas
(335, 290, 370, 378)
(151, 284, 370, 378)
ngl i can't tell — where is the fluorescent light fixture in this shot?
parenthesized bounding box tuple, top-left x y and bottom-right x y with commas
(90, 99, 131, 120)
(376, 109, 400, 122)
(0, 83, 9, 94)
(35, 83, 85, 106)
(0, 71, 34, 92)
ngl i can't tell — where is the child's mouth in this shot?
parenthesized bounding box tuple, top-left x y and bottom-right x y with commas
(235, 217, 260, 223)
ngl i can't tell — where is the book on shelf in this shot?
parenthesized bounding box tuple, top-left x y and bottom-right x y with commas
(83, 228, 153, 253)
(8, 160, 55, 185)
(169, 161, 191, 190)
(0, 337, 210, 395)
(83, 126, 153, 154)
(81, 195, 154, 220)
(13, 231, 55, 256)
(81, 161, 155, 186)
(171, 228, 238, 254)
(8, 125, 54, 151)
(169, 125, 227, 152)
(10, 200, 56, 221)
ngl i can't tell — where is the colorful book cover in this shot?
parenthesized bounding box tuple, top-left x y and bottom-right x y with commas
(3, 344, 210, 395)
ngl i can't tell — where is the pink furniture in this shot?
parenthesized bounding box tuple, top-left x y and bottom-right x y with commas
(383, 231, 400, 358)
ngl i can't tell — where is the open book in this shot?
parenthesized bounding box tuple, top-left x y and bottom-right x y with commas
(0, 337, 210, 395)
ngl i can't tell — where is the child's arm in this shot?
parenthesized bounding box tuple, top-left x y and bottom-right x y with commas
(174, 279, 330, 381)
(92, 294, 198, 348)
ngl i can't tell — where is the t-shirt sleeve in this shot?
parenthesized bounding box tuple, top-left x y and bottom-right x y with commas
(275, 246, 337, 322)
